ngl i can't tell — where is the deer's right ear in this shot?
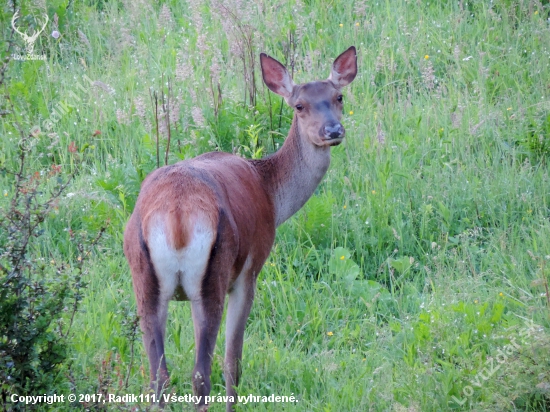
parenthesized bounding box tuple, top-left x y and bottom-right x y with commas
(260, 53, 294, 100)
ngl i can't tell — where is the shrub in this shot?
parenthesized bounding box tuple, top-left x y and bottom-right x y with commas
(0, 99, 104, 409)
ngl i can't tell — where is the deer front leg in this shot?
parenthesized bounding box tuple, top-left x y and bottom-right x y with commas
(224, 268, 257, 412)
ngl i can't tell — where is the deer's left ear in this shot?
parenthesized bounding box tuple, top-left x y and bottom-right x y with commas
(328, 46, 357, 88)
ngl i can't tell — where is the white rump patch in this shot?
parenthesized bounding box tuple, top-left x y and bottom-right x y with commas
(148, 216, 214, 309)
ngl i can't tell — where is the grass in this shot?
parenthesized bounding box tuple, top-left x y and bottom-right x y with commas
(1, 0, 550, 410)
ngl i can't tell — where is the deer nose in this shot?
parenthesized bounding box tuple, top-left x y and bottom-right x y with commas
(324, 123, 345, 140)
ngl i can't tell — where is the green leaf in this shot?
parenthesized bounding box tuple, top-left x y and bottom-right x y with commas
(328, 247, 360, 282)
(389, 256, 414, 275)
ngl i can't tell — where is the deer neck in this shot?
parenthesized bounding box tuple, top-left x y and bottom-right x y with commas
(252, 116, 331, 227)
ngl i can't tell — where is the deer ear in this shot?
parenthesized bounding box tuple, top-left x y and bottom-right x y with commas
(328, 46, 357, 88)
(260, 53, 294, 100)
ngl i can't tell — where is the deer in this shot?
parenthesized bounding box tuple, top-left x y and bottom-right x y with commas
(11, 11, 49, 56)
(123, 46, 357, 411)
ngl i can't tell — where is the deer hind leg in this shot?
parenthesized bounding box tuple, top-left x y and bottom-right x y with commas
(190, 212, 235, 412)
(190, 296, 223, 412)
(139, 298, 170, 397)
(142, 220, 189, 399)
(127, 230, 173, 398)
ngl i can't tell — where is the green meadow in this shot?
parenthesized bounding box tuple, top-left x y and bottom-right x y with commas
(1, 0, 550, 410)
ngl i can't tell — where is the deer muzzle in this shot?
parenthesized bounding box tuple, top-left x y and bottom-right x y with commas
(323, 123, 345, 145)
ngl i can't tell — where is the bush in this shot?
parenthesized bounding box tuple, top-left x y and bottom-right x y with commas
(0, 103, 104, 409)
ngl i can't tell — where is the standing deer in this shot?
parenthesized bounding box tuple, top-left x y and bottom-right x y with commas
(124, 46, 357, 411)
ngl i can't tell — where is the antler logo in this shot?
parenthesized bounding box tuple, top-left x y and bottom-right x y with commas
(11, 10, 49, 56)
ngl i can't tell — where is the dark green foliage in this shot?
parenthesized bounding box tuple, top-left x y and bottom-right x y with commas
(526, 113, 550, 160)
(0, 121, 103, 409)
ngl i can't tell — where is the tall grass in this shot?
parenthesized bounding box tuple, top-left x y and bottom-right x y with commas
(1, 0, 550, 410)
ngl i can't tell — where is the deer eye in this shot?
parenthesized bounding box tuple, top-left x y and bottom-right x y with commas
(337, 95, 343, 103)
(295, 104, 304, 112)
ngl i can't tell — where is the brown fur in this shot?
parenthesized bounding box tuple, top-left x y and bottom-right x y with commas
(123, 46, 357, 412)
